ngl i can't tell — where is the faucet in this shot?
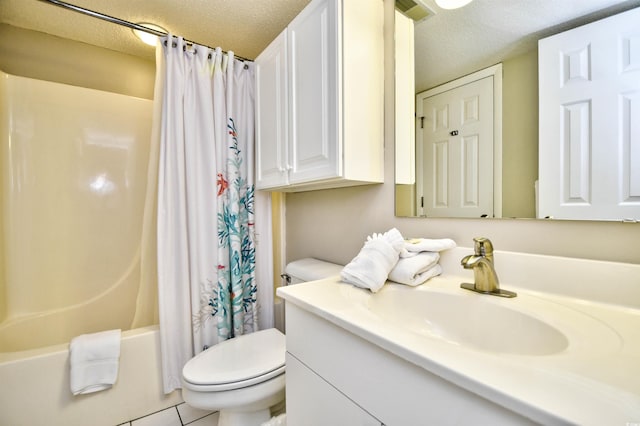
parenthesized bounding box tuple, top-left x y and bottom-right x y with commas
(460, 237, 516, 298)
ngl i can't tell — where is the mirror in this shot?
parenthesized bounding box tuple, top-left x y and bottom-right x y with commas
(394, 0, 640, 221)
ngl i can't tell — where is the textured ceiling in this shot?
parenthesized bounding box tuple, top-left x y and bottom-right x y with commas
(2, 0, 640, 90)
(0, 0, 312, 61)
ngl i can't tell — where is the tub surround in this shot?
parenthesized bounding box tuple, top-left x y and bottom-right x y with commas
(278, 247, 640, 425)
(0, 71, 155, 352)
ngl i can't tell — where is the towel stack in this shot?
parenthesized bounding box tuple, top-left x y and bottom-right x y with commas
(340, 228, 405, 293)
(341, 229, 456, 293)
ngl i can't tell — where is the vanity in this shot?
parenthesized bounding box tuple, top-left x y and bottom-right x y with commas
(277, 248, 640, 425)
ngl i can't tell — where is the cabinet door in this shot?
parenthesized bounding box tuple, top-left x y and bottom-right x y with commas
(286, 353, 382, 426)
(255, 29, 289, 189)
(287, 0, 341, 184)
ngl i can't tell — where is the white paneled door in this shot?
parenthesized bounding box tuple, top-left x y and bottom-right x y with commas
(417, 75, 494, 218)
(538, 7, 640, 221)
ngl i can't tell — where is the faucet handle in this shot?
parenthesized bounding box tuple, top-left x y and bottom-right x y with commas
(473, 237, 494, 263)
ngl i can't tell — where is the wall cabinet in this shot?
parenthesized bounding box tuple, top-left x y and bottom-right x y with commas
(255, 0, 384, 192)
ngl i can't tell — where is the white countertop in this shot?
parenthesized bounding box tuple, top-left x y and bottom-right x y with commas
(277, 248, 640, 425)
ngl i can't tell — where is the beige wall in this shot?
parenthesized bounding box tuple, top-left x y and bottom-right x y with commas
(0, 76, 5, 321)
(285, 0, 640, 267)
(394, 184, 416, 217)
(271, 192, 286, 294)
(0, 24, 155, 99)
(502, 49, 538, 218)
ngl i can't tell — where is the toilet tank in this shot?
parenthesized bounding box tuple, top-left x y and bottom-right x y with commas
(275, 258, 343, 333)
(283, 257, 344, 284)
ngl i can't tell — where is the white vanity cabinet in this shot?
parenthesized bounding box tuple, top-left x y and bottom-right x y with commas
(255, 0, 384, 192)
(283, 302, 535, 426)
(286, 354, 382, 426)
(279, 252, 640, 425)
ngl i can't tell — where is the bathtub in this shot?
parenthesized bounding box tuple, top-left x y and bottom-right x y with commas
(0, 326, 182, 426)
(0, 72, 173, 424)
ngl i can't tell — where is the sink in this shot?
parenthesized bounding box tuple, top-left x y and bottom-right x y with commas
(365, 285, 570, 355)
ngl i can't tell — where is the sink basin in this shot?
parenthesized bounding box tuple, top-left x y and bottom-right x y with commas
(366, 286, 569, 355)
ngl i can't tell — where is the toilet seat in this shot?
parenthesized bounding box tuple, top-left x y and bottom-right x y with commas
(182, 328, 285, 392)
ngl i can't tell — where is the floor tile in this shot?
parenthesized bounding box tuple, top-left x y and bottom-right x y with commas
(176, 403, 212, 425)
(176, 402, 215, 424)
(185, 411, 219, 425)
(131, 406, 182, 426)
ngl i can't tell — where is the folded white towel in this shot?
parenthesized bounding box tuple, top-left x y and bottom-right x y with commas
(69, 329, 121, 395)
(400, 238, 457, 258)
(388, 252, 441, 286)
(341, 228, 404, 293)
(389, 260, 442, 287)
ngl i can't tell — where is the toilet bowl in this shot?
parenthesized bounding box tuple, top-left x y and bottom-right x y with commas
(181, 258, 343, 426)
(182, 328, 286, 426)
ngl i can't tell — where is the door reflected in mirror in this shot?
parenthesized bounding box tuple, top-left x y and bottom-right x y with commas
(416, 65, 502, 219)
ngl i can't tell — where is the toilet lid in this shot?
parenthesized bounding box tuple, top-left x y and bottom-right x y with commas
(182, 328, 285, 386)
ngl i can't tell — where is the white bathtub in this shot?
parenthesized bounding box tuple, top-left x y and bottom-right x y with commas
(0, 326, 182, 426)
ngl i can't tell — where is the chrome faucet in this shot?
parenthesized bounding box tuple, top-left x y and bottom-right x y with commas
(460, 237, 516, 298)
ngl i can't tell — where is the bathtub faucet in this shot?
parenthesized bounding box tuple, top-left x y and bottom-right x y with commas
(460, 237, 517, 298)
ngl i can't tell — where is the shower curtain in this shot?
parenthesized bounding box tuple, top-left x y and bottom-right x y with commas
(154, 36, 273, 393)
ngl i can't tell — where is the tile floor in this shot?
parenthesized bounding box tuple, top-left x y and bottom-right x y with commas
(118, 402, 219, 426)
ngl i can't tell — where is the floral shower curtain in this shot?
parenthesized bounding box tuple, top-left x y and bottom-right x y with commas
(155, 36, 272, 394)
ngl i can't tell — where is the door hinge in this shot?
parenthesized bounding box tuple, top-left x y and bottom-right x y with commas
(421, 196, 424, 207)
(420, 116, 424, 129)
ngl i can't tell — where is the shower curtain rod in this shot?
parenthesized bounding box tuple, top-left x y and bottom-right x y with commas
(36, 0, 252, 62)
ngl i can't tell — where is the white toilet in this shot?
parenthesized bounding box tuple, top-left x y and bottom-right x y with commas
(181, 258, 343, 426)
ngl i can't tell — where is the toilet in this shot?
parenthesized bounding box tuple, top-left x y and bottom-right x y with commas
(181, 258, 343, 426)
